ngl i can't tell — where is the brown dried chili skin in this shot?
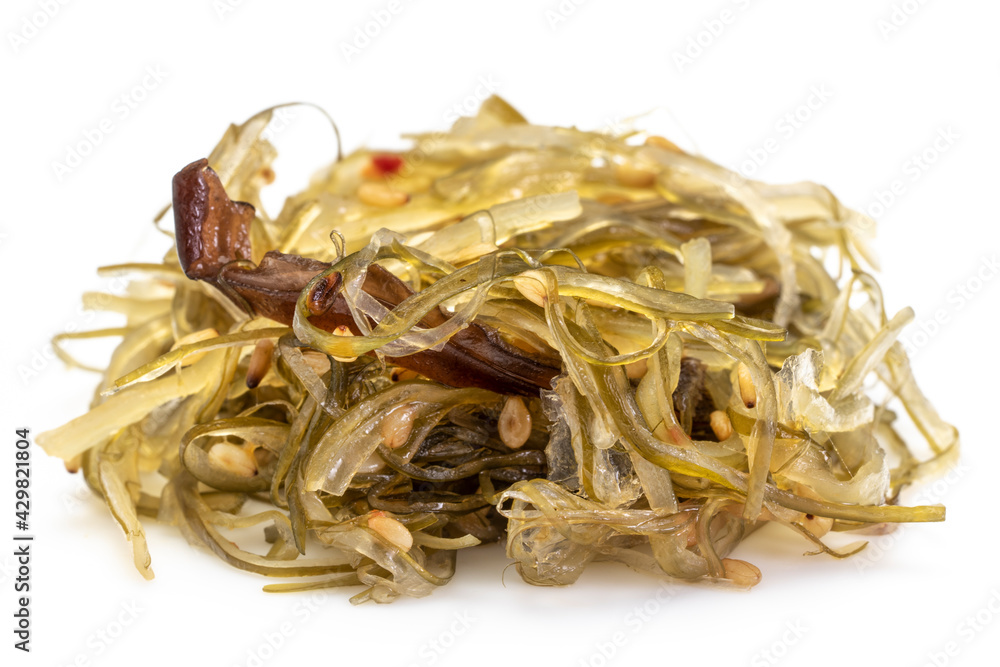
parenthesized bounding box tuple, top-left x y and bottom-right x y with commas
(172, 159, 560, 396)
(172, 158, 255, 280)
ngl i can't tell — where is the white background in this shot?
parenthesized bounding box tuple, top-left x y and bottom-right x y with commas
(2, 1, 998, 666)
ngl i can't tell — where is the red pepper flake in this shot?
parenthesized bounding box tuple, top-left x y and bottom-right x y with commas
(371, 154, 404, 175)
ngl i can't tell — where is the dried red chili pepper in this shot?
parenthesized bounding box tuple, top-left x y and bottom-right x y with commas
(172, 158, 559, 396)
